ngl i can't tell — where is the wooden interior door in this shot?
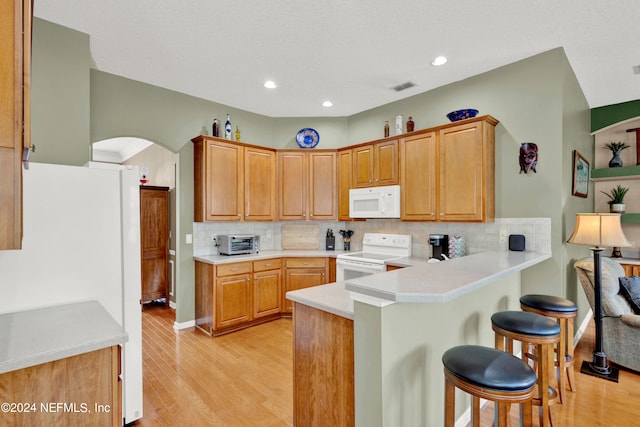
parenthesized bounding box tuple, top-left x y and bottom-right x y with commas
(140, 186, 169, 304)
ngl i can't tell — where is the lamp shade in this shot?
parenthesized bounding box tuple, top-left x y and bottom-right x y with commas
(567, 213, 631, 248)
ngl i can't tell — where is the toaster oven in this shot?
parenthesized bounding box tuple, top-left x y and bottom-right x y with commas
(217, 234, 260, 256)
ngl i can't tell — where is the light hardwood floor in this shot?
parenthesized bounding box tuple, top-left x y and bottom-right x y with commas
(137, 304, 640, 427)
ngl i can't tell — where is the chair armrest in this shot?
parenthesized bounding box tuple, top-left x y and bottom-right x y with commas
(621, 314, 640, 328)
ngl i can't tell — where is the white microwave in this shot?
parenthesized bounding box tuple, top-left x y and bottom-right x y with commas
(349, 185, 401, 218)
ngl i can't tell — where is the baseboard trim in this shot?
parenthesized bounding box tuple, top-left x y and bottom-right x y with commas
(173, 319, 195, 332)
(574, 308, 593, 347)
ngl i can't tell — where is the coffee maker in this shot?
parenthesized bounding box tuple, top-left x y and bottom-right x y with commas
(429, 234, 449, 260)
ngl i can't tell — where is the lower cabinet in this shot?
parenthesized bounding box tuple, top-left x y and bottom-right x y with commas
(0, 345, 122, 427)
(283, 257, 329, 313)
(196, 258, 285, 336)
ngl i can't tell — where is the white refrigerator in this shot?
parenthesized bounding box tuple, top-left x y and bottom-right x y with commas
(0, 162, 143, 424)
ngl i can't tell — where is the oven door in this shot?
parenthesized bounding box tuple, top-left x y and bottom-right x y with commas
(336, 258, 386, 282)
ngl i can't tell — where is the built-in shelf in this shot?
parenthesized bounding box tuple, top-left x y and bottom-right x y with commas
(591, 164, 640, 181)
(621, 213, 640, 224)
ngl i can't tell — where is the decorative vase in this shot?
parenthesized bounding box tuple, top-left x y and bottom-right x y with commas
(608, 151, 623, 167)
(610, 203, 625, 214)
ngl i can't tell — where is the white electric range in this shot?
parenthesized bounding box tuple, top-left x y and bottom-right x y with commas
(336, 233, 412, 281)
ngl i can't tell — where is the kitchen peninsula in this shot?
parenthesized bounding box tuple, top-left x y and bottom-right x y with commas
(287, 249, 551, 427)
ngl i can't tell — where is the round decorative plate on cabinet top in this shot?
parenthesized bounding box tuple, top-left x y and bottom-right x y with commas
(296, 128, 320, 148)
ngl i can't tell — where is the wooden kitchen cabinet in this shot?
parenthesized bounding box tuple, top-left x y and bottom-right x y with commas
(0, 345, 122, 427)
(438, 117, 497, 222)
(0, 0, 31, 250)
(277, 150, 337, 221)
(400, 132, 437, 221)
(215, 261, 252, 329)
(192, 136, 276, 222)
(283, 257, 329, 313)
(352, 139, 398, 188)
(253, 258, 282, 318)
(195, 259, 283, 335)
(140, 186, 169, 304)
(337, 148, 353, 221)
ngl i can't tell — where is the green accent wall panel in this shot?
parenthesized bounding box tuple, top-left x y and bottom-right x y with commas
(591, 99, 640, 133)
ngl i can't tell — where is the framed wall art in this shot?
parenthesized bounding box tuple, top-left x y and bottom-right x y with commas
(572, 150, 590, 198)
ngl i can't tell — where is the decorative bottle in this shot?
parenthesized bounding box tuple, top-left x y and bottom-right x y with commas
(384, 121, 390, 137)
(212, 118, 219, 137)
(395, 115, 403, 135)
(406, 116, 415, 132)
(235, 125, 241, 141)
(225, 114, 232, 139)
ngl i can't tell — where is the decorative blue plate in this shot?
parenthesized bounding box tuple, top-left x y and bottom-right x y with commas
(296, 128, 320, 148)
(446, 109, 479, 122)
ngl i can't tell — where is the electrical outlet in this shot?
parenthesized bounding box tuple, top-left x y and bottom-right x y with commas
(185, 234, 193, 244)
(499, 229, 508, 243)
(266, 230, 272, 240)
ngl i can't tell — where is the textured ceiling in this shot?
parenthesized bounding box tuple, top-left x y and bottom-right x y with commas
(34, 0, 640, 118)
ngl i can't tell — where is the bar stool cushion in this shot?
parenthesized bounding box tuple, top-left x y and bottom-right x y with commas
(491, 311, 560, 337)
(443, 345, 537, 391)
(520, 294, 578, 313)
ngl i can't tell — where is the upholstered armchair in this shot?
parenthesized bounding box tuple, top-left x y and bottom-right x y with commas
(574, 256, 640, 373)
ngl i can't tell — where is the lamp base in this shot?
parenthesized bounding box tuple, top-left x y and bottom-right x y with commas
(580, 360, 619, 383)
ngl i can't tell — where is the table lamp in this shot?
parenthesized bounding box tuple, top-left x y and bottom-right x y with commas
(568, 213, 631, 381)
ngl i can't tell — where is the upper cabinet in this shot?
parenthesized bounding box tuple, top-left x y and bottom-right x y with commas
(0, 0, 31, 250)
(438, 118, 496, 222)
(352, 140, 398, 188)
(192, 136, 276, 222)
(400, 132, 437, 221)
(277, 150, 337, 221)
(398, 117, 496, 222)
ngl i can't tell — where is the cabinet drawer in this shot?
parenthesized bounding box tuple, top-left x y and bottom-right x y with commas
(253, 258, 282, 272)
(285, 257, 326, 268)
(216, 262, 252, 277)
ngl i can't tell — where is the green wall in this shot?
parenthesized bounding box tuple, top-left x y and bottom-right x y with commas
(30, 19, 595, 328)
(591, 99, 640, 132)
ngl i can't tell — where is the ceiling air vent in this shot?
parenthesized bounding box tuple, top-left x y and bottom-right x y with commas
(393, 81, 416, 92)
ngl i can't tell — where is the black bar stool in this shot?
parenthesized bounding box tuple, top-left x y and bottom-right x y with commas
(491, 311, 560, 427)
(443, 345, 536, 427)
(520, 294, 578, 404)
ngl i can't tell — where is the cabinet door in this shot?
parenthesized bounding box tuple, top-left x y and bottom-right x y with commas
(438, 121, 494, 222)
(284, 268, 327, 313)
(337, 149, 352, 221)
(254, 269, 282, 318)
(352, 145, 374, 187)
(140, 187, 169, 303)
(278, 151, 307, 220)
(309, 151, 337, 220)
(216, 274, 252, 329)
(400, 133, 436, 220)
(204, 140, 244, 221)
(245, 146, 276, 221)
(374, 140, 398, 186)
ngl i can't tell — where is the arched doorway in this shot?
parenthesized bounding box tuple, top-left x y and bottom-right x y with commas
(92, 137, 178, 310)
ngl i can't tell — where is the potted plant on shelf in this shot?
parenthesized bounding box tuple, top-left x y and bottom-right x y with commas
(601, 184, 629, 213)
(604, 141, 630, 167)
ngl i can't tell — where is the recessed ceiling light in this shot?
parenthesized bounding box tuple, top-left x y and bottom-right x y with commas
(322, 100, 333, 107)
(431, 56, 448, 66)
(264, 80, 277, 89)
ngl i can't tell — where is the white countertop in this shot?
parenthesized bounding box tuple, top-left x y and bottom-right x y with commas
(286, 250, 551, 319)
(0, 300, 128, 374)
(345, 251, 551, 303)
(195, 249, 348, 264)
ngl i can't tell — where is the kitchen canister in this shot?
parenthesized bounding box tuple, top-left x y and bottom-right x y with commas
(448, 235, 466, 259)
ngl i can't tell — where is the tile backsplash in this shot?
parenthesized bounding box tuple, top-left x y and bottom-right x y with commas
(193, 218, 552, 258)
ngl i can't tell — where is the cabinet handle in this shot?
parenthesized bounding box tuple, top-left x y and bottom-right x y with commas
(440, 212, 444, 216)
(231, 267, 238, 271)
(265, 263, 272, 267)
